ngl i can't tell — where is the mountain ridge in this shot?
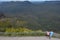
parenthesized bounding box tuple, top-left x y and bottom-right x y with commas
(0, 1, 60, 33)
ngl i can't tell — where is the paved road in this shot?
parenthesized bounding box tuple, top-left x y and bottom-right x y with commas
(0, 36, 60, 40)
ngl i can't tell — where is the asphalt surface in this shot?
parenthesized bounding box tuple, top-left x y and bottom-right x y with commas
(0, 36, 60, 40)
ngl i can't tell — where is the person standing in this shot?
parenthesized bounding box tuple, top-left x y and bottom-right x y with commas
(46, 31, 50, 37)
(49, 31, 54, 39)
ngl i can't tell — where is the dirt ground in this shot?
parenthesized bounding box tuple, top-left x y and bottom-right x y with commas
(0, 36, 60, 40)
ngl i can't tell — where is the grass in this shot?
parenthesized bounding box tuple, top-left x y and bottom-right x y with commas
(0, 32, 45, 36)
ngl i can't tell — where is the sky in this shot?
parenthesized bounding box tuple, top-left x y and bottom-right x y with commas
(0, 0, 60, 2)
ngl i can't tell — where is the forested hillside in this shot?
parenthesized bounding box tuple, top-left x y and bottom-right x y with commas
(0, 1, 60, 33)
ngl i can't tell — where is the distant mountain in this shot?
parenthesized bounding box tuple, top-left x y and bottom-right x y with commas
(0, 1, 60, 33)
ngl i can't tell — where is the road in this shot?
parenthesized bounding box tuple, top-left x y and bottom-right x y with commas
(0, 36, 60, 40)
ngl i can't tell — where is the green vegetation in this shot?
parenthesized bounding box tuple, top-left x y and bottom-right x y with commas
(0, 18, 45, 36)
(0, 1, 60, 36)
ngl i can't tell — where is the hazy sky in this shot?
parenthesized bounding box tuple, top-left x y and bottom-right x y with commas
(0, 0, 60, 2)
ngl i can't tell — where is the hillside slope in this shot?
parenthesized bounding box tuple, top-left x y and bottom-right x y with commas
(0, 1, 60, 33)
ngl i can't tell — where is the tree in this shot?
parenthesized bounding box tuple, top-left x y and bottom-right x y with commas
(0, 12, 5, 19)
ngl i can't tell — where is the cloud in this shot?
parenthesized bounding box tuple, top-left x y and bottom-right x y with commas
(0, 0, 25, 1)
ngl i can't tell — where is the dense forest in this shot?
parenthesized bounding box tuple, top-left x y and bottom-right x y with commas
(0, 1, 60, 34)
